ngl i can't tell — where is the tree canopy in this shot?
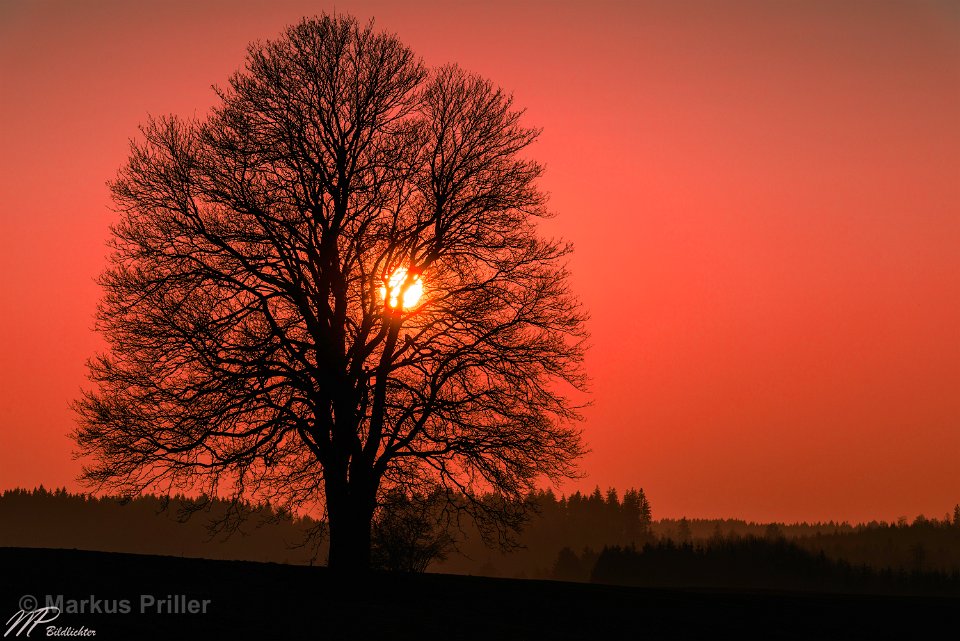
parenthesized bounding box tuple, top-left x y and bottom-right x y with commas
(74, 13, 588, 569)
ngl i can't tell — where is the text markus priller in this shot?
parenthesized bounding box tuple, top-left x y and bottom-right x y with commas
(5, 595, 212, 638)
(42, 595, 211, 615)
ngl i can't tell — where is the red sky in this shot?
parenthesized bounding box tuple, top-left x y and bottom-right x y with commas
(1, 0, 958, 524)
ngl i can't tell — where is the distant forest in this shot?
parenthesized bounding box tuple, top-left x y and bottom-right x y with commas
(3, 486, 960, 595)
(0, 487, 321, 564)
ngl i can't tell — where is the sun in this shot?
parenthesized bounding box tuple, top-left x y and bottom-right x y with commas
(380, 267, 424, 309)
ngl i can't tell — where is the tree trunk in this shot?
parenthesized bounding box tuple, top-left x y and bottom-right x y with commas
(326, 482, 376, 571)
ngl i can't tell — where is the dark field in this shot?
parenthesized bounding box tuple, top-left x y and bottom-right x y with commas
(0, 547, 955, 640)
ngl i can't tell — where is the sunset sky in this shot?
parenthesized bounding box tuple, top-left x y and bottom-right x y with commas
(1, 0, 957, 524)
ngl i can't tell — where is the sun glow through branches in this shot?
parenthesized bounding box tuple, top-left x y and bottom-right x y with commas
(380, 267, 424, 309)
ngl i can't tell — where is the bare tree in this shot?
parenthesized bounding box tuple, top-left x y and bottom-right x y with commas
(73, 14, 588, 570)
(371, 487, 453, 573)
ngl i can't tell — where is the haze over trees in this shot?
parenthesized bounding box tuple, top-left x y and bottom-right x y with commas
(0, 487, 321, 564)
(4, 487, 960, 594)
(72, 14, 588, 570)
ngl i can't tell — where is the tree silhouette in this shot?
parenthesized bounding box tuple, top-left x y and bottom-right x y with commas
(370, 487, 452, 573)
(72, 14, 588, 570)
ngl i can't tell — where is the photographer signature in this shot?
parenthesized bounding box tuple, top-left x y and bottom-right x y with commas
(4, 605, 95, 638)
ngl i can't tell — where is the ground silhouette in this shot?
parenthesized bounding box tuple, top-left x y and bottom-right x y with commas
(1, 547, 956, 640)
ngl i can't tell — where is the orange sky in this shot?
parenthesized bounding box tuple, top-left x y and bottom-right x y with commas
(1, 0, 957, 523)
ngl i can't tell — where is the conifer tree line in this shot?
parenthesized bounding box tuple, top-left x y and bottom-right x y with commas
(4, 486, 960, 590)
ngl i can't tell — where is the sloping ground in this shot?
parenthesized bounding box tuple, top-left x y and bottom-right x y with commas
(0, 547, 954, 640)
